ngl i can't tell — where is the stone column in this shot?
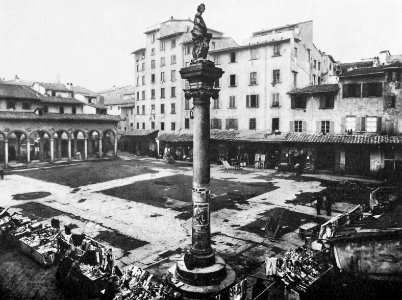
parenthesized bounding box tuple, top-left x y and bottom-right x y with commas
(50, 138, 54, 162)
(26, 138, 31, 164)
(99, 137, 103, 157)
(170, 61, 235, 298)
(84, 138, 88, 160)
(58, 138, 62, 160)
(4, 139, 8, 168)
(16, 134, 21, 161)
(73, 136, 78, 159)
(67, 138, 72, 161)
(114, 134, 118, 156)
(39, 135, 44, 162)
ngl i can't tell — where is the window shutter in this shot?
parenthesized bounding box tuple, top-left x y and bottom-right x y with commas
(291, 97, 295, 109)
(290, 121, 294, 132)
(361, 117, 366, 132)
(316, 121, 321, 133)
(362, 83, 369, 97)
(356, 117, 362, 132)
(330, 121, 335, 133)
(257, 95, 259, 108)
(225, 119, 229, 130)
(234, 119, 238, 130)
(342, 85, 348, 98)
(218, 119, 222, 130)
(341, 117, 346, 133)
(246, 95, 250, 108)
(377, 117, 382, 133)
(302, 121, 307, 132)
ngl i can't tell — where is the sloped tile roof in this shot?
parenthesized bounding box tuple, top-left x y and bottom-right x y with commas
(36, 82, 70, 92)
(0, 83, 42, 100)
(157, 133, 193, 142)
(284, 133, 402, 144)
(72, 86, 98, 96)
(340, 66, 385, 77)
(288, 84, 339, 95)
(39, 96, 84, 105)
(0, 111, 121, 122)
(121, 129, 159, 137)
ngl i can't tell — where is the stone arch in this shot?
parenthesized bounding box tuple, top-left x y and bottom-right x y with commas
(53, 130, 71, 161)
(102, 129, 117, 156)
(7, 130, 29, 164)
(29, 130, 52, 162)
(71, 129, 87, 160)
(88, 130, 101, 157)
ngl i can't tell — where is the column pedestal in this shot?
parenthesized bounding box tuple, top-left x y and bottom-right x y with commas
(168, 61, 235, 299)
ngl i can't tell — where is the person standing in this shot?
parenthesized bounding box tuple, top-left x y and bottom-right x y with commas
(323, 191, 332, 216)
(315, 195, 323, 215)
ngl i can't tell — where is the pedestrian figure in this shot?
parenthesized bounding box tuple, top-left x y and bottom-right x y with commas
(323, 191, 332, 216)
(315, 195, 323, 215)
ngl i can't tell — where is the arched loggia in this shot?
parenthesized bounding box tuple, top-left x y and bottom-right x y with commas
(102, 129, 117, 157)
(29, 130, 52, 163)
(7, 130, 29, 166)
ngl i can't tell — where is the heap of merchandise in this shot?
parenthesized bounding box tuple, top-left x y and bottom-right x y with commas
(112, 265, 181, 300)
(275, 247, 333, 294)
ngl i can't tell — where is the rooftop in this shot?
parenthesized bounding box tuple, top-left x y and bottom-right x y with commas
(0, 111, 121, 122)
(252, 20, 312, 36)
(39, 95, 84, 105)
(284, 133, 402, 145)
(121, 129, 159, 137)
(340, 66, 386, 77)
(36, 82, 71, 92)
(0, 83, 42, 101)
(288, 84, 339, 95)
(72, 86, 98, 97)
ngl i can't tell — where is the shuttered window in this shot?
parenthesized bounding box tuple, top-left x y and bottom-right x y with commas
(246, 94, 259, 108)
(225, 119, 238, 130)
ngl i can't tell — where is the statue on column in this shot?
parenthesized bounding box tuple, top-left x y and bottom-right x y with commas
(191, 3, 213, 63)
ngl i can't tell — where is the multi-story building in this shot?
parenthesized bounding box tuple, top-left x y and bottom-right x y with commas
(0, 82, 120, 168)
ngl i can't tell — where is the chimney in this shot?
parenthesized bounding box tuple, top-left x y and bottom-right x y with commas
(15, 75, 19, 82)
(378, 50, 390, 65)
(171, 16, 174, 20)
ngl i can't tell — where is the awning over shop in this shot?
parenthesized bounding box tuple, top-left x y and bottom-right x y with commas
(157, 133, 193, 143)
(284, 133, 402, 145)
(288, 84, 339, 95)
(120, 129, 159, 137)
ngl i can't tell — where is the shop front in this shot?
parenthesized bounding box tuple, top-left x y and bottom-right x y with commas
(119, 130, 159, 156)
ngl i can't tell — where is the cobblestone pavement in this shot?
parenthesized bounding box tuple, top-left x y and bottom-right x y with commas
(0, 156, 375, 298)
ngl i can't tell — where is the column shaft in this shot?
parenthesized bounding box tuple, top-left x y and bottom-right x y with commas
(114, 135, 118, 156)
(5, 140, 8, 168)
(67, 139, 72, 161)
(73, 138, 78, 159)
(84, 138, 88, 160)
(26, 139, 31, 163)
(50, 139, 54, 162)
(99, 137, 103, 157)
(58, 139, 62, 159)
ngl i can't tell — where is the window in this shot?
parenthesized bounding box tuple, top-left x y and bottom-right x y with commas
(321, 121, 330, 133)
(250, 48, 259, 60)
(313, 75, 316, 85)
(43, 105, 48, 113)
(171, 87, 176, 97)
(160, 88, 165, 98)
(51, 91, 56, 96)
(249, 118, 256, 130)
(225, 118, 238, 130)
(151, 74, 155, 84)
(293, 72, 298, 87)
(161, 72, 165, 82)
(151, 48, 155, 56)
(130, 123, 133, 129)
(185, 99, 190, 110)
(366, 116, 378, 132)
(131, 108, 134, 115)
(171, 122, 176, 131)
(151, 60, 155, 69)
(214, 79, 220, 88)
(229, 96, 236, 108)
(142, 63, 145, 71)
(160, 104, 165, 114)
(171, 55, 176, 64)
(72, 106, 76, 114)
(185, 118, 190, 129)
(151, 122, 155, 129)
(214, 54, 220, 64)
(343, 83, 361, 98)
(213, 97, 219, 109)
(151, 89, 155, 99)
(185, 45, 191, 54)
(151, 104, 155, 111)
(291, 96, 306, 109)
(230, 74, 236, 87)
(171, 70, 176, 81)
(362, 82, 383, 97)
(142, 123, 145, 129)
(230, 52, 236, 63)
(142, 91, 145, 100)
(137, 123, 140, 129)
(7, 101, 15, 110)
(318, 62, 321, 71)
(136, 92, 139, 100)
(250, 72, 257, 85)
(246, 94, 259, 108)
(171, 103, 176, 114)
(272, 118, 280, 131)
(137, 106, 140, 114)
(273, 44, 280, 56)
(313, 60, 317, 69)
(142, 105, 145, 115)
(307, 49, 311, 62)
(161, 122, 165, 130)
(293, 47, 298, 58)
(346, 116, 356, 132)
(294, 121, 303, 132)
(22, 103, 31, 110)
(171, 39, 176, 48)
(161, 57, 165, 67)
(151, 34, 155, 43)
(160, 41, 165, 51)
(273, 70, 280, 83)
(136, 64, 139, 72)
(136, 76, 139, 86)
(211, 118, 222, 129)
(319, 94, 334, 109)
(59, 106, 64, 114)
(142, 76, 145, 85)
(272, 93, 280, 107)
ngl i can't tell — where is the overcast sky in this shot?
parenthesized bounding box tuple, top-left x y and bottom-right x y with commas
(1, 0, 401, 91)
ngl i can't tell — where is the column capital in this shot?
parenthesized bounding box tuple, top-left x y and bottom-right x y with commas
(184, 88, 220, 105)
